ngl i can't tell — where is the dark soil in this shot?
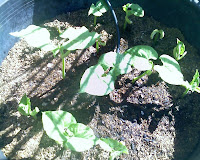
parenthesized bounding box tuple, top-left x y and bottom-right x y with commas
(1, 7, 200, 160)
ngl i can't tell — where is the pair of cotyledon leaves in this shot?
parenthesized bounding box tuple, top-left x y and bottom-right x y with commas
(10, 25, 100, 56)
(80, 45, 186, 96)
(88, 0, 109, 17)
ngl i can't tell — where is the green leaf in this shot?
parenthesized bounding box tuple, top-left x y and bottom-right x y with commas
(150, 29, 165, 40)
(123, 3, 144, 17)
(80, 64, 115, 96)
(98, 52, 132, 76)
(68, 123, 96, 139)
(154, 55, 185, 85)
(63, 137, 96, 152)
(125, 45, 158, 71)
(18, 94, 31, 116)
(190, 69, 200, 92)
(173, 38, 187, 61)
(42, 111, 77, 143)
(60, 26, 100, 51)
(63, 123, 96, 152)
(98, 138, 128, 160)
(30, 107, 40, 119)
(88, 0, 109, 17)
(10, 25, 58, 52)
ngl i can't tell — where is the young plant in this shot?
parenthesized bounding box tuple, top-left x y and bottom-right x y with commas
(182, 69, 200, 96)
(10, 25, 100, 79)
(150, 29, 165, 46)
(42, 110, 128, 159)
(88, 0, 109, 26)
(173, 38, 187, 61)
(80, 45, 200, 97)
(18, 94, 39, 119)
(123, 3, 144, 30)
(17, 95, 128, 159)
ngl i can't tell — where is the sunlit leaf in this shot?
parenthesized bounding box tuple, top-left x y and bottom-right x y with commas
(63, 137, 96, 152)
(88, 0, 109, 17)
(10, 25, 58, 51)
(154, 55, 185, 85)
(63, 123, 96, 152)
(42, 111, 77, 143)
(125, 45, 158, 71)
(60, 26, 100, 51)
(80, 64, 115, 96)
(98, 52, 132, 75)
(18, 94, 31, 116)
(190, 69, 200, 92)
(123, 3, 144, 17)
(98, 138, 128, 160)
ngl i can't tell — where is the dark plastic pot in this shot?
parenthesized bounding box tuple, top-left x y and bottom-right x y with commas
(0, 0, 200, 159)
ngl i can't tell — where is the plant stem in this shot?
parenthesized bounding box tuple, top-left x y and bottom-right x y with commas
(182, 88, 189, 97)
(94, 16, 97, 26)
(123, 20, 127, 30)
(60, 48, 70, 79)
(132, 70, 152, 83)
(96, 40, 99, 53)
(62, 57, 66, 79)
(195, 87, 200, 93)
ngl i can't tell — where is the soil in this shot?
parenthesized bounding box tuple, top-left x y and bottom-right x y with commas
(1, 7, 200, 160)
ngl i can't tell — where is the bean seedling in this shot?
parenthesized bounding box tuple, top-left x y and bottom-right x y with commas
(150, 29, 165, 46)
(18, 94, 39, 119)
(123, 3, 144, 30)
(80, 45, 200, 97)
(17, 95, 128, 159)
(88, 0, 109, 26)
(173, 38, 187, 61)
(10, 25, 101, 79)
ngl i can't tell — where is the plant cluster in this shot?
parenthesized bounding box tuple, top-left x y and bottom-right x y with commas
(13, 0, 200, 159)
(10, 25, 101, 79)
(80, 45, 200, 96)
(18, 94, 128, 159)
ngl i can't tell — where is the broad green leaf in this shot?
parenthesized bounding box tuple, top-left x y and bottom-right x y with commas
(80, 64, 115, 96)
(123, 3, 144, 17)
(18, 94, 31, 116)
(154, 55, 185, 85)
(60, 26, 100, 51)
(88, 0, 109, 17)
(98, 52, 132, 75)
(125, 45, 158, 71)
(190, 69, 200, 92)
(63, 137, 96, 152)
(115, 53, 133, 75)
(63, 123, 96, 152)
(68, 123, 96, 139)
(98, 138, 128, 160)
(42, 111, 77, 143)
(10, 25, 58, 52)
(98, 52, 119, 69)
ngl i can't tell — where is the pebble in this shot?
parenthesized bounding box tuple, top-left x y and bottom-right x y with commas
(47, 63, 54, 68)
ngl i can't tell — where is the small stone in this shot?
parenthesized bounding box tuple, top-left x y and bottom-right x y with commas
(47, 63, 54, 68)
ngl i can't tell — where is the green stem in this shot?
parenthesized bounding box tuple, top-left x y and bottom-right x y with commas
(123, 20, 127, 30)
(94, 16, 97, 26)
(62, 57, 66, 79)
(182, 88, 189, 97)
(96, 40, 99, 53)
(60, 48, 70, 79)
(132, 70, 152, 83)
(195, 87, 200, 93)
